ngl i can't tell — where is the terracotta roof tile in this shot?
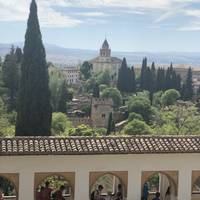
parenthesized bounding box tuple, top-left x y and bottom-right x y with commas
(0, 136, 200, 156)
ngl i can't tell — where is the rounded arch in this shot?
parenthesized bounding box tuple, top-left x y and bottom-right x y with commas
(89, 171, 128, 199)
(0, 173, 18, 200)
(34, 172, 75, 200)
(142, 171, 178, 197)
(192, 176, 200, 192)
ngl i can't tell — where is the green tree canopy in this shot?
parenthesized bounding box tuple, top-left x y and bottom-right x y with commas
(128, 112, 143, 122)
(69, 124, 94, 136)
(153, 104, 200, 135)
(161, 89, 180, 107)
(96, 69, 111, 85)
(2, 46, 19, 111)
(101, 87, 122, 108)
(128, 92, 153, 123)
(80, 61, 92, 80)
(51, 112, 72, 136)
(123, 119, 153, 135)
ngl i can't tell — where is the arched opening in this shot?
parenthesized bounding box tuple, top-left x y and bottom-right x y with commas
(35, 174, 74, 200)
(0, 175, 17, 200)
(141, 171, 178, 200)
(192, 176, 200, 200)
(90, 172, 127, 200)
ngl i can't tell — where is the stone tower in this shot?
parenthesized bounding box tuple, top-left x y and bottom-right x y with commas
(91, 98, 113, 128)
(100, 39, 111, 57)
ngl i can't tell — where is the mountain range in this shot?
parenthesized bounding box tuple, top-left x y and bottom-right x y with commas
(0, 43, 200, 67)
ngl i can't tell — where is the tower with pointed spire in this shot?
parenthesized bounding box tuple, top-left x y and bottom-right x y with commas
(89, 39, 122, 81)
(100, 39, 111, 57)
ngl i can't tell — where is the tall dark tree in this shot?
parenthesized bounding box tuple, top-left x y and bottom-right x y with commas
(2, 46, 19, 111)
(156, 67, 165, 91)
(80, 61, 92, 80)
(151, 62, 156, 92)
(107, 112, 115, 135)
(165, 63, 178, 90)
(175, 74, 182, 92)
(16, 0, 52, 136)
(15, 47, 23, 64)
(183, 67, 193, 100)
(117, 57, 129, 92)
(93, 83, 100, 98)
(129, 66, 136, 93)
(140, 57, 148, 90)
(57, 80, 68, 113)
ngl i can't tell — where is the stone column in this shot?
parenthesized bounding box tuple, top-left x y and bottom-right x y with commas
(127, 170, 141, 200)
(74, 170, 89, 200)
(178, 169, 192, 200)
(19, 171, 34, 200)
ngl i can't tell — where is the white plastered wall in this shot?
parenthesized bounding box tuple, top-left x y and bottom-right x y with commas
(0, 153, 199, 200)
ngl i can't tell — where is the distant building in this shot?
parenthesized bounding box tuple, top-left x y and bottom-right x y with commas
(61, 67, 80, 85)
(91, 97, 114, 128)
(89, 39, 122, 80)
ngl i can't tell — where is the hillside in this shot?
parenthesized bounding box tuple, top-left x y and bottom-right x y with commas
(0, 43, 200, 67)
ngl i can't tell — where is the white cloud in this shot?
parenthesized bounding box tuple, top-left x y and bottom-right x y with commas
(0, 0, 199, 29)
(0, 0, 82, 27)
(178, 21, 200, 31)
(185, 9, 200, 18)
(75, 12, 107, 17)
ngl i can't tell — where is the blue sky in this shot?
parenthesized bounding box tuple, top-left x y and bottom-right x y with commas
(1, 0, 200, 52)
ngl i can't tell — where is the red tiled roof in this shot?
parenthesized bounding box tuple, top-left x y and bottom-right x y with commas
(0, 136, 200, 156)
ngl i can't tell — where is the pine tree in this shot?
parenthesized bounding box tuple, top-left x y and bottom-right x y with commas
(183, 67, 193, 100)
(16, 0, 52, 136)
(107, 112, 115, 135)
(57, 80, 68, 113)
(93, 83, 100, 98)
(2, 46, 19, 111)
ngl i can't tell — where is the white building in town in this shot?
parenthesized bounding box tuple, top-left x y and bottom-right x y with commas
(61, 67, 80, 85)
(89, 39, 122, 81)
(0, 136, 200, 200)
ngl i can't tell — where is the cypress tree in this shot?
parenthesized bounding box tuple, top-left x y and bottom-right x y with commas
(175, 74, 181, 92)
(57, 80, 68, 113)
(15, 47, 23, 64)
(93, 83, 100, 98)
(117, 57, 129, 92)
(165, 67, 171, 90)
(183, 67, 193, 100)
(2, 46, 19, 111)
(140, 57, 148, 90)
(129, 66, 136, 93)
(151, 62, 156, 93)
(107, 112, 115, 135)
(16, 0, 52, 136)
(156, 67, 165, 91)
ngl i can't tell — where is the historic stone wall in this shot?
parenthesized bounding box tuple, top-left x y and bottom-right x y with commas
(91, 98, 113, 128)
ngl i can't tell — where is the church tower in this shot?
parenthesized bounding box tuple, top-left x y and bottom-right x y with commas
(100, 39, 111, 57)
